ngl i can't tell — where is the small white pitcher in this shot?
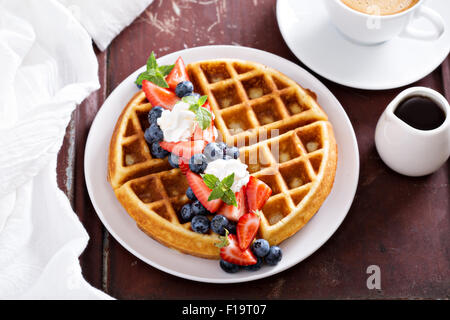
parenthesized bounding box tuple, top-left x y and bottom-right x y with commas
(375, 87, 450, 177)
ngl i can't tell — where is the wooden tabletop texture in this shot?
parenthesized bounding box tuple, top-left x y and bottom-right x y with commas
(56, 0, 449, 299)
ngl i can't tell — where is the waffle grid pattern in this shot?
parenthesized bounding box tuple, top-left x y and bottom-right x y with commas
(108, 92, 172, 189)
(186, 60, 328, 146)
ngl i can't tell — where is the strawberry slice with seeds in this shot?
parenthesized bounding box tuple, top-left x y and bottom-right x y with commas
(218, 186, 247, 222)
(142, 80, 179, 110)
(217, 231, 257, 266)
(159, 140, 207, 159)
(237, 211, 261, 250)
(166, 57, 190, 91)
(246, 176, 272, 212)
(186, 170, 223, 213)
(178, 157, 190, 174)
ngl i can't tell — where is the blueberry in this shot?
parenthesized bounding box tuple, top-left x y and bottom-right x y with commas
(168, 153, 179, 168)
(175, 81, 194, 98)
(148, 106, 164, 124)
(203, 142, 224, 162)
(191, 200, 207, 216)
(145, 124, 164, 144)
(186, 187, 196, 201)
(226, 221, 237, 235)
(217, 142, 227, 153)
(219, 260, 241, 273)
(220, 260, 240, 273)
(251, 239, 270, 258)
(150, 142, 169, 159)
(144, 128, 152, 144)
(180, 203, 194, 222)
(265, 246, 282, 266)
(189, 154, 208, 173)
(211, 215, 229, 235)
(224, 146, 240, 159)
(191, 215, 210, 234)
(244, 257, 263, 272)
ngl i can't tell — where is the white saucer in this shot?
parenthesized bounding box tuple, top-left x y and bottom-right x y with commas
(84, 45, 359, 283)
(277, 0, 450, 90)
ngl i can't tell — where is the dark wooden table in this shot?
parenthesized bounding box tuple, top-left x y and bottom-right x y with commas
(57, 0, 449, 299)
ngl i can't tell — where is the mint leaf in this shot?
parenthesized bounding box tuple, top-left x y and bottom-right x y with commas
(196, 107, 212, 130)
(183, 95, 199, 106)
(202, 174, 220, 189)
(198, 95, 208, 106)
(183, 95, 211, 129)
(136, 72, 149, 85)
(159, 64, 175, 76)
(222, 189, 237, 207)
(215, 229, 230, 248)
(135, 51, 174, 88)
(208, 188, 224, 201)
(222, 173, 235, 189)
(149, 74, 169, 88)
(147, 52, 158, 70)
(202, 173, 237, 207)
(138, 73, 168, 88)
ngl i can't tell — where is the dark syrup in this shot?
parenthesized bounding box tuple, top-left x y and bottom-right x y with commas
(394, 96, 446, 131)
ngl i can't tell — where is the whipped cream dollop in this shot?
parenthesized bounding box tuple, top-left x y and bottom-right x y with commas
(204, 158, 250, 193)
(157, 101, 196, 142)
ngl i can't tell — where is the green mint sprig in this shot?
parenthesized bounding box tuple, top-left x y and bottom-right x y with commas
(215, 229, 230, 248)
(182, 95, 212, 130)
(135, 51, 174, 88)
(202, 173, 237, 207)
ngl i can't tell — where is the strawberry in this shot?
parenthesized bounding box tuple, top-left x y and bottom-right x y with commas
(237, 211, 261, 250)
(159, 140, 207, 159)
(217, 232, 257, 266)
(185, 170, 223, 213)
(142, 80, 179, 110)
(218, 186, 246, 222)
(166, 57, 190, 91)
(178, 157, 190, 174)
(246, 176, 272, 212)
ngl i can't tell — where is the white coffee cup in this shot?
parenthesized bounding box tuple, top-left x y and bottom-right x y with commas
(375, 87, 450, 177)
(323, 0, 446, 45)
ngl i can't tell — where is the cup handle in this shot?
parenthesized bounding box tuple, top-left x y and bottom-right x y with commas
(400, 6, 445, 41)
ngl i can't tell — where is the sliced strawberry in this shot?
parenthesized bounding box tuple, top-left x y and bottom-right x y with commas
(166, 57, 190, 91)
(219, 233, 257, 266)
(142, 79, 179, 110)
(159, 140, 207, 159)
(185, 170, 223, 213)
(237, 211, 261, 250)
(218, 186, 246, 222)
(178, 157, 190, 174)
(246, 176, 272, 212)
(192, 121, 216, 143)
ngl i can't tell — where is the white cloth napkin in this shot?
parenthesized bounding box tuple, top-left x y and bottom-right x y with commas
(0, 0, 152, 299)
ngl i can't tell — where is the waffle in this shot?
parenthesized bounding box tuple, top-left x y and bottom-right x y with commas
(108, 59, 337, 259)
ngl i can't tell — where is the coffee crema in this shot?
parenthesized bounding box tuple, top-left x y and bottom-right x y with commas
(341, 0, 419, 16)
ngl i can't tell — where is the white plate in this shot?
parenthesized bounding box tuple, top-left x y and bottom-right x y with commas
(276, 0, 450, 90)
(84, 45, 359, 283)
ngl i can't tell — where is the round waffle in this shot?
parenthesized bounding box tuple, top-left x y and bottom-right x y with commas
(108, 59, 337, 259)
